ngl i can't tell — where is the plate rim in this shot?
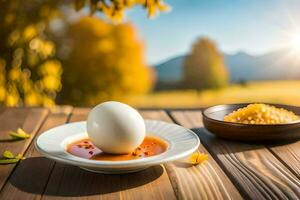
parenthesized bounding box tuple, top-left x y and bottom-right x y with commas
(35, 120, 200, 169)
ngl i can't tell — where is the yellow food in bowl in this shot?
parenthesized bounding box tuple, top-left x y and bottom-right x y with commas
(224, 104, 300, 124)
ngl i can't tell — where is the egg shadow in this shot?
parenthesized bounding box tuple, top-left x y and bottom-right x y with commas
(9, 157, 164, 197)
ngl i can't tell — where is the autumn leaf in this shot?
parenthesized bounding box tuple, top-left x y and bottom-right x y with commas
(0, 150, 25, 164)
(3, 150, 15, 159)
(0, 158, 20, 164)
(9, 128, 30, 140)
(189, 151, 208, 165)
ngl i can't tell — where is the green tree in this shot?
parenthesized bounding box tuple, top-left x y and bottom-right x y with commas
(59, 16, 153, 106)
(184, 38, 229, 90)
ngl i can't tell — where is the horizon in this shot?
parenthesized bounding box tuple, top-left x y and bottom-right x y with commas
(127, 0, 300, 65)
(152, 47, 289, 66)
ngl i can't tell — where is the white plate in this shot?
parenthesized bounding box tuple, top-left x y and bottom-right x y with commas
(35, 120, 200, 174)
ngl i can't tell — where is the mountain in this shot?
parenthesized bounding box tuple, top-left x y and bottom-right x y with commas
(155, 55, 185, 83)
(154, 49, 300, 85)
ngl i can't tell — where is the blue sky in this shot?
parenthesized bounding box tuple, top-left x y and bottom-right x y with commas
(126, 0, 300, 64)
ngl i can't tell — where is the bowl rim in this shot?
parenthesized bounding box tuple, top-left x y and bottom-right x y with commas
(203, 103, 300, 127)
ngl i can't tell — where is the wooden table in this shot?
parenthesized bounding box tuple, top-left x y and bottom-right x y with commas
(0, 107, 299, 200)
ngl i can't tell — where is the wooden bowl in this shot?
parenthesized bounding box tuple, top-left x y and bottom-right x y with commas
(202, 103, 300, 141)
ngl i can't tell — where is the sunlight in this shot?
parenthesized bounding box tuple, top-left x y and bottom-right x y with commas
(289, 32, 300, 53)
(280, 26, 300, 64)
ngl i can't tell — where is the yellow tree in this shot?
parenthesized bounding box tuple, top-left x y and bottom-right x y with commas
(59, 16, 152, 106)
(0, 0, 168, 107)
(184, 38, 229, 90)
(76, 0, 169, 21)
(0, 1, 63, 107)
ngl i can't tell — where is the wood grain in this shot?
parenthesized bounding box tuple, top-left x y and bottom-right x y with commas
(0, 108, 48, 191)
(265, 105, 300, 178)
(171, 110, 300, 200)
(42, 108, 176, 200)
(268, 142, 300, 178)
(0, 106, 72, 200)
(141, 110, 242, 200)
(1, 107, 298, 200)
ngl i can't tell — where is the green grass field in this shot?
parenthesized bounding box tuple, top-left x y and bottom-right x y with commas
(127, 81, 300, 108)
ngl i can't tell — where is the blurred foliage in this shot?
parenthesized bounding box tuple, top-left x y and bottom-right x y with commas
(184, 38, 229, 90)
(76, 0, 170, 21)
(59, 16, 153, 106)
(0, 0, 63, 107)
(0, 0, 168, 107)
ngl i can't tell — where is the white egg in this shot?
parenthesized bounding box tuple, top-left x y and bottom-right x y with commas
(86, 101, 146, 154)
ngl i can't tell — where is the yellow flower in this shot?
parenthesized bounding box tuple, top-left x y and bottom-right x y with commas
(24, 92, 41, 106)
(29, 38, 42, 50)
(189, 151, 208, 165)
(5, 94, 19, 107)
(23, 25, 38, 41)
(42, 75, 61, 91)
(39, 60, 62, 76)
(21, 81, 33, 93)
(9, 68, 21, 81)
(40, 41, 55, 58)
(29, 38, 55, 58)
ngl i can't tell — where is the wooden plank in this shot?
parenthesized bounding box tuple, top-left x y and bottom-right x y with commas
(42, 108, 176, 200)
(265, 106, 300, 178)
(0, 108, 48, 191)
(269, 143, 300, 178)
(171, 110, 300, 200)
(0, 106, 72, 200)
(141, 110, 242, 200)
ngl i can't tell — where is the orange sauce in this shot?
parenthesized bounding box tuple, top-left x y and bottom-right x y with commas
(66, 136, 168, 161)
